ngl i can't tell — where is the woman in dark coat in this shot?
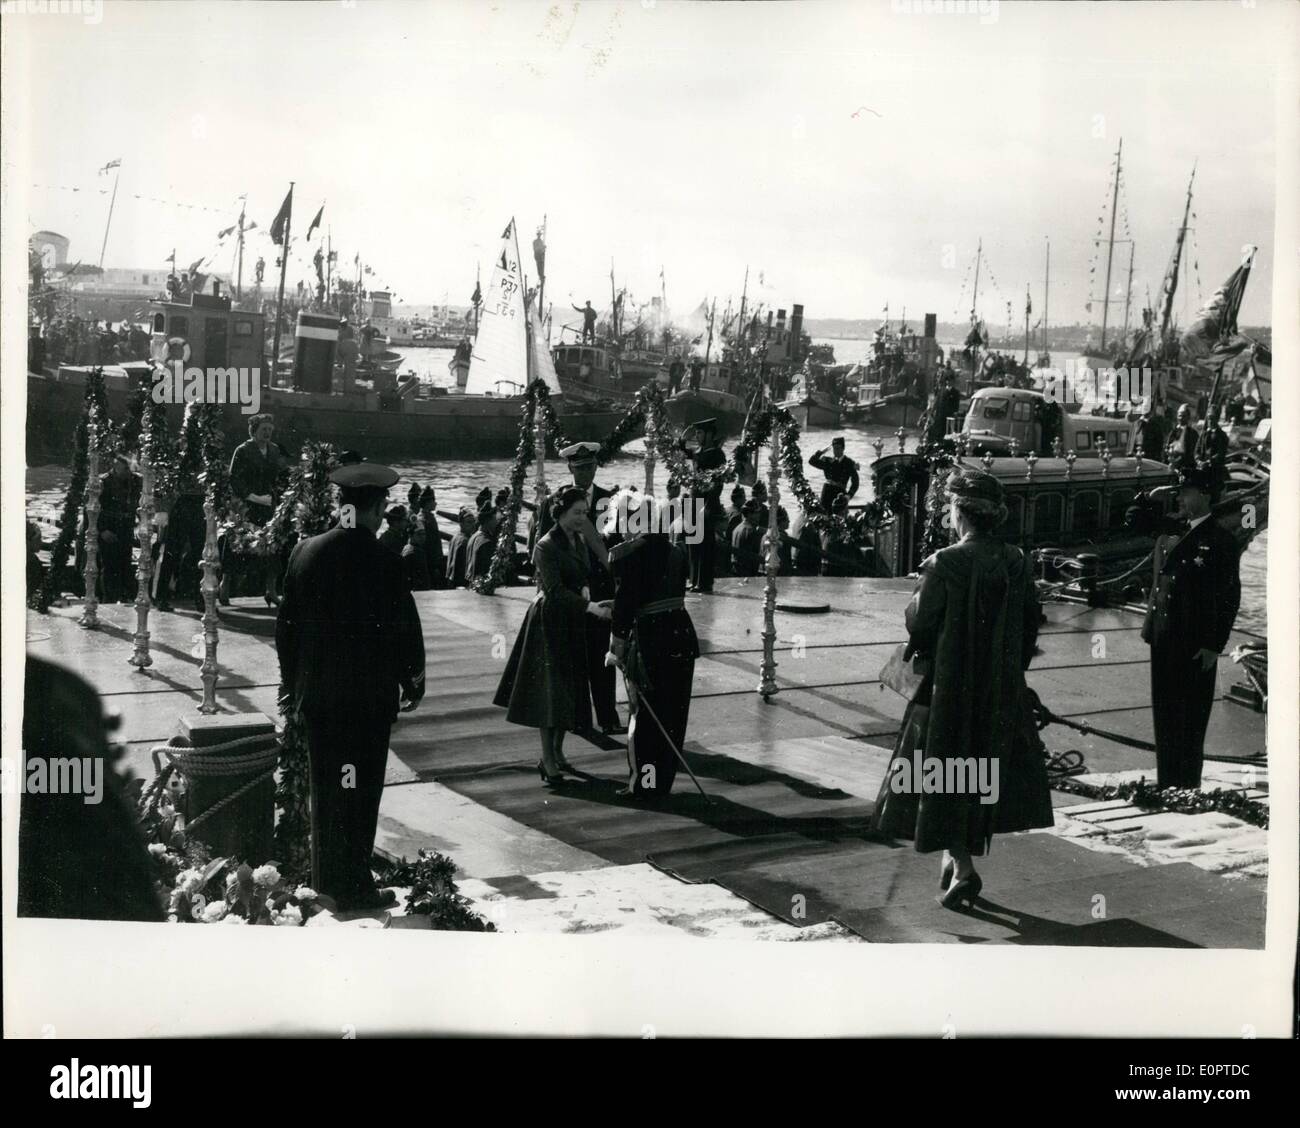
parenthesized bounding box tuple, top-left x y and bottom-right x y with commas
(603, 490, 700, 799)
(872, 467, 1052, 910)
(494, 487, 612, 784)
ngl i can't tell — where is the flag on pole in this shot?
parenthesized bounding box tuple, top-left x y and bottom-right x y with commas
(306, 205, 324, 241)
(269, 186, 294, 246)
(1181, 247, 1257, 362)
(98, 159, 121, 175)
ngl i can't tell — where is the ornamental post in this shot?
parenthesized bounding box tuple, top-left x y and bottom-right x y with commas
(198, 489, 221, 713)
(758, 433, 781, 699)
(643, 398, 657, 495)
(79, 425, 102, 629)
(129, 447, 156, 667)
(533, 389, 548, 516)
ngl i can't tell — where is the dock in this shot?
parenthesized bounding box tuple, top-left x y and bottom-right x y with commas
(26, 577, 1268, 947)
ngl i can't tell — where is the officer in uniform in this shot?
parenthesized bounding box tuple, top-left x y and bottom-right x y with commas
(532, 442, 624, 734)
(1164, 403, 1199, 469)
(808, 437, 860, 510)
(275, 460, 425, 912)
(678, 419, 726, 594)
(1131, 463, 1241, 789)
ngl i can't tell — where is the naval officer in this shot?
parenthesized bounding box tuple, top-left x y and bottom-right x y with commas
(532, 441, 624, 734)
(1132, 464, 1242, 790)
(275, 459, 426, 911)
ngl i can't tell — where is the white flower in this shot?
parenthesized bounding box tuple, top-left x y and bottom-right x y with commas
(252, 864, 282, 888)
(147, 843, 168, 857)
(201, 899, 229, 923)
(271, 904, 303, 927)
(293, 886, 318, 902)
(221, 912, 247, 925)
(175, 868, 205, 895)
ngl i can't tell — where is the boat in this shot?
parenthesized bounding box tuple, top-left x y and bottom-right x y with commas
(842, 313, 941, 428)
(25, 222, 626, 464)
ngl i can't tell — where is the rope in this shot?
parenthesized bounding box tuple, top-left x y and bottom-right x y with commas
(150, 732, 280, 778)
(186, 767, 277, 832)
(1028, 689, 1157, 753)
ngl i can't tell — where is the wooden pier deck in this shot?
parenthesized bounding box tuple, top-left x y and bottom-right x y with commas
(26, 577, 1268, 947)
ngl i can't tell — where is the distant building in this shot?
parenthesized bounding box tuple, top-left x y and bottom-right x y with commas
(31, 231, 69, 272)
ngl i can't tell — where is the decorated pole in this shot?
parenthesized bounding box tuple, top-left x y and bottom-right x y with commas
(129, 448, 156, 667)
(533, 387, 548, 515)
(198, 489, 221, 713)
(758, 432, 781, 699)
(643, 393, 657, 494)
(79, 425, 102, 629)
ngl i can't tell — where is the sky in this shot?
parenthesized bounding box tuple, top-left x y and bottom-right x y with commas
(3, 0, 1288, 329)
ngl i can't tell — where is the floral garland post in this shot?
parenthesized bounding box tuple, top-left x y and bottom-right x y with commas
(78, 425, 103, 629)
(128, 444, 156, 667)
(758, 434, 781, 699)
(198, 487, 221, 713)
(473, 382, 538, 595)
(35, 368, 115, 612)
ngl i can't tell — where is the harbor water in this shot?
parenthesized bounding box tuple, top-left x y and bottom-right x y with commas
(23, 337, 1266, 632)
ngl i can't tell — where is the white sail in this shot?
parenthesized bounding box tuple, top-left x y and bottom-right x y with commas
(464, 219, 527, 396)
(528, 300, 562, 396)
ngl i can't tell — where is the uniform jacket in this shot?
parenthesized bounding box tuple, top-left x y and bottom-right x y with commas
(229, 439, 284, 505)
(1142, 516, 1241, 657)
(276, 526, 425, 719)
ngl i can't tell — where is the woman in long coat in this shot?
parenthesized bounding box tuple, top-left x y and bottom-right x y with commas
(603, 490, 700, 799)
(872, 467, 1053, 910)
(494, 487, 612, 784)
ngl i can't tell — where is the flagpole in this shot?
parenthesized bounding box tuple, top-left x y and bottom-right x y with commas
(271, 182, 294, 385)
(235, 197, 246, 302)
(326, 227, 332, 306)
(98, 163, 121, 270)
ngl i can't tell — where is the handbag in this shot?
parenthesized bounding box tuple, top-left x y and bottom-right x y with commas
(879, 643, 932, 702)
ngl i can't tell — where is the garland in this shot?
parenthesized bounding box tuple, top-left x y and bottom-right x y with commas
(472, 382, 540, 595)
(194, 402, 229, 511)
(139, 375, 177, 501)
(273, 706, 312, 883)
(374, 849, 496, 931)
(225, 441, 338, 558)
(32, 368, 116, 611)
(1053, 775, 1269, 829)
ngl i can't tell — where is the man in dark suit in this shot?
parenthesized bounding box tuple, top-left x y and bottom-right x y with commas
(679, 419, 726, 594)
(1164, 403, 1199, 469)
(276, 461, 425, 912)
(1130, 399, 1168, 459)
(1135, 464, 1242, 789)
(808, 437, 860, 510)
(531, 442, 624, 734)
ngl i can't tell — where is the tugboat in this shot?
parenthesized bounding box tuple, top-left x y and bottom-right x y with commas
(843, 313, 942, 429)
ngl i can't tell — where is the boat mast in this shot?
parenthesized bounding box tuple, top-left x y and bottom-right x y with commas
(1023, 285, 1031, 365)
(325, 227, 332, 307)
(1121, 241, 1135, 345)
(970, 241, 981, 322)
(98, 160, 122, 270)
(1099, 138, 1122, 351)
(737, 265, 749, 349)
(1042, 237, 1050, 353)
(235, 197, 246, 302)
(1159, 164, 1195, 340)
(270, 182, 294, 381)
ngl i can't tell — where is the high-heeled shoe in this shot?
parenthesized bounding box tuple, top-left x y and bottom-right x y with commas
(939, 859, 954, 891)
(537, 760, 565, 786)
(937, 871, 982, 911)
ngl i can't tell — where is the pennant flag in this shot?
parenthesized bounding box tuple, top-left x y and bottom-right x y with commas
(187, 258, 205, 274)
(269, 185, 293, 246)
(218, 223, 237, 239)
(306, 205, 324, 241)
(98, 158, 121, 175)
(1181, 247, 1257, 362)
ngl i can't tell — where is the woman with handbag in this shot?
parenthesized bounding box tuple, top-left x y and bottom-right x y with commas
(872, 467, 1052, 910)
(494, 487, 613, 785)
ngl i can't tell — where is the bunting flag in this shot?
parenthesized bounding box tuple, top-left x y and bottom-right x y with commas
(1181, 247, 1257, 362)
(218, 223, 237, 239)
(98, 158, 121, 175)
(306, 205, 324, 241)
(269, 185, 294, 246)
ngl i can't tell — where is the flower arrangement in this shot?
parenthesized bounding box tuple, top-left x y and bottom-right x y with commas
(273, 706, 312, 883)
(1053, 775, 1269, 829)
(152, 841, 331, 925)
(375, 850, 496, 932)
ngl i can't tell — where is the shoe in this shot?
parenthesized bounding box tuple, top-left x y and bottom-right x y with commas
(264, 592, 281, 607)
(939, 859, 954, 891)
(937, 871, 982, 911)
(155, 599, 174, 613)
(341, 887, 398, 912)
(601, 722, 628, 736)
(537, 760, 566, 786)
(554, 756, 577, 774)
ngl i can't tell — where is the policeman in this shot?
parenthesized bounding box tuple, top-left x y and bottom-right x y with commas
(534, 441, 624, 733)
(275, 460, 426, 912)
(1135, 464, 1242, 789)
(808, 437, 860, 510)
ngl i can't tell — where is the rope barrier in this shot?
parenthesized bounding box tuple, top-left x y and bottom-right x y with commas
(186, 767, 277, 833)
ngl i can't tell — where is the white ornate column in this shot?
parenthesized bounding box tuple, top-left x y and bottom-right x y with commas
(533, 393, 548, 515)
(758, 434, 781, 699)
(643, 401, 657, 496)
(129, 449, 156, 667)
(198, 490, 221, 713)
(79, 425, 102, 629)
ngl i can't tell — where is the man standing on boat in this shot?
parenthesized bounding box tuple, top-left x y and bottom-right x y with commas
(276, 460, 425, 912)
(1164, 403, 1199, 469)
(689, 357, 704, 393)
(668, 355, 686, 395)
(1131, 398, 1168, 460)
(1134, 464, 1241, 790)
(809, 437, 860, 511)
(533, 442, 625, 734)
(573, 300, 597, 344)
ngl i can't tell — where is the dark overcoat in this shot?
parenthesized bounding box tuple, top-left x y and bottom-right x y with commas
(494, 525, 593, 730)
(873, 534, 1053, 854)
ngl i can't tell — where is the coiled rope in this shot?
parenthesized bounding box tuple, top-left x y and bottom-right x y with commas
(142, 731, 281, 833)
